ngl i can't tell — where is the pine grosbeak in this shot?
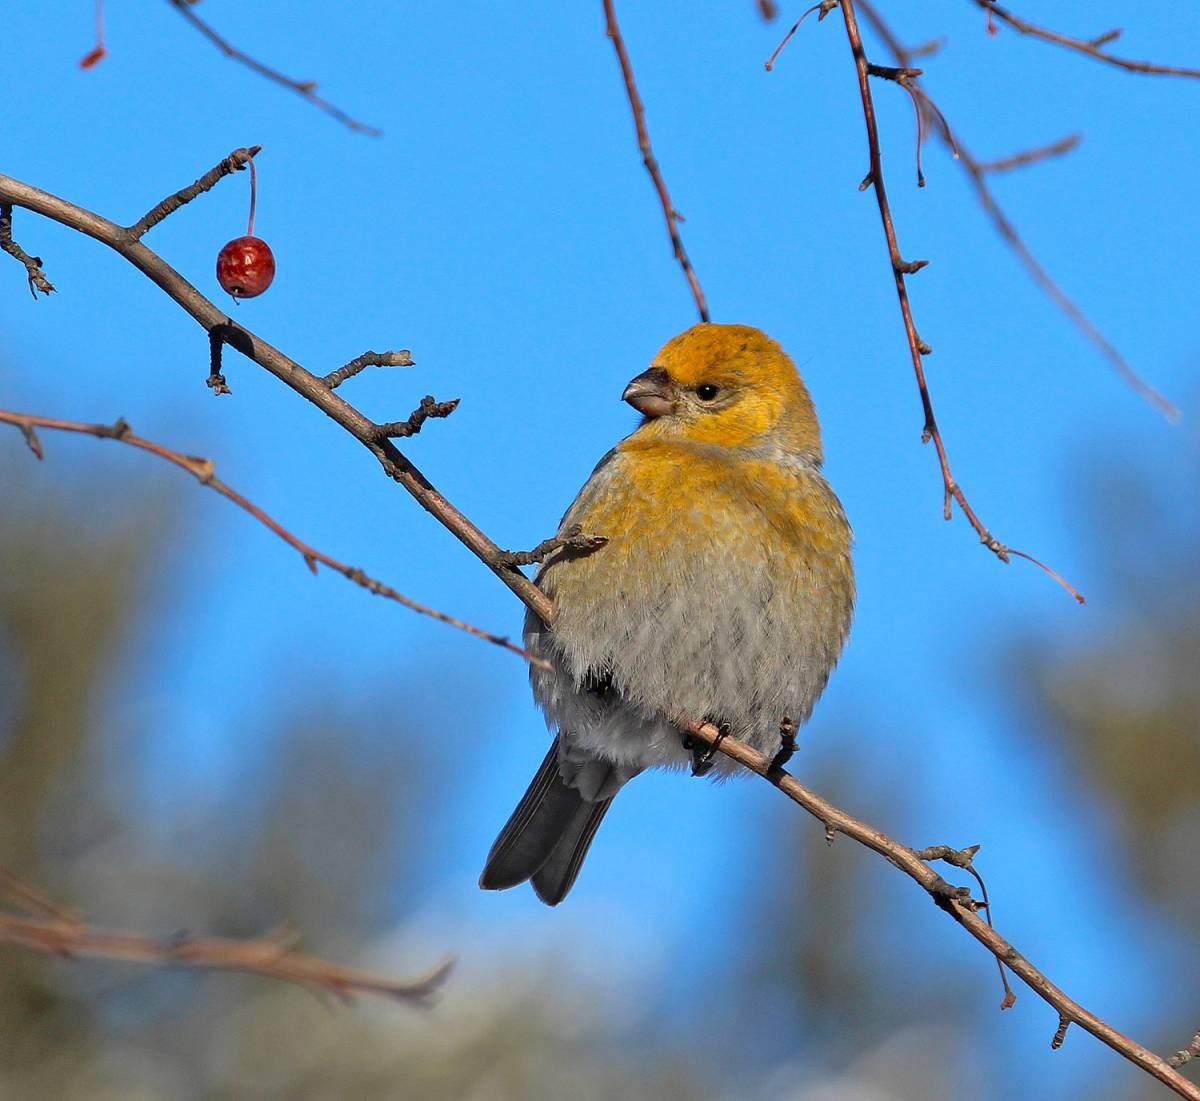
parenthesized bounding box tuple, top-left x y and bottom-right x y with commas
(481, 323, 854, 904)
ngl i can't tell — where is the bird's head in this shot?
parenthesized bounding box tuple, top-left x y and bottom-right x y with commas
(622, 323, 823, 460)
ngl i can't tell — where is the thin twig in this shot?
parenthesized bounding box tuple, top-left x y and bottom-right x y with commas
(681, 718, 1200, 1100)
(497, 523, 609, 567)
(165, 0, 382, 134)
(128, 146, 261, 240)
(601, 0, 710, 322)
(1168, 1029, 1200, 1069)
(376, 395, 461, 440)
(972, 1, 1200, 79)
(915, 843, 1014, 1007)
(855, 1, 1180, 423)
(976, 133, 1081, 174)
(764, 2, 839, 72)
(0, 905, 451, 1004)
(837, 0, 1084, 602)
(0, 204, 55, 297)
(325, 350, 415, 390)
(0, 408, 550, 672)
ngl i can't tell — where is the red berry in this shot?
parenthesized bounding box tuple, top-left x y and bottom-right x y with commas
(216, 236, 275, 299)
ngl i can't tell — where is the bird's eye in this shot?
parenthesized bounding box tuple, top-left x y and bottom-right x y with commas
(696, 384, 720, 401)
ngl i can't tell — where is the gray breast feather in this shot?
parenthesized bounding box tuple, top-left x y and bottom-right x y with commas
(525, 446, 853, 775)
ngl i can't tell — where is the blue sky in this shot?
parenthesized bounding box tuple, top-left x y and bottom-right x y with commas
(2, 2, 1198, 1095)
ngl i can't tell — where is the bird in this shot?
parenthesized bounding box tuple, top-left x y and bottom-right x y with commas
(479, 323, 854, 905)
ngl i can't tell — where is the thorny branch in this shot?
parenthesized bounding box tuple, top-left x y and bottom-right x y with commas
(165, 0, 382, 134)
(0, 867, 451, 1004)
(972, 0, 1200, 79)
(602, 0, 710, 323)
(3, 112, 1198, 1095)
(0, 407, 549, 672)
(854, 0, 1181, 424)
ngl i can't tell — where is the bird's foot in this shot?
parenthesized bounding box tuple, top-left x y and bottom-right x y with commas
(685, 722, 730, 777)
(769, 716, 798, 773)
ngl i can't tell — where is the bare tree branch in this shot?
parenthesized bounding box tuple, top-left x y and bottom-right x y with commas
(854, 1, 1181, 424)
(819, 0, 1086, 600)
(974, 133, 1081, 174)
(128, 145, 261, 240)
(0, 156, 554, 627)
(971, 1, 1200, 79)
(164, 0, 382, 134)
(2, 142, 1195, 1094)
(0, 407, 549, 672)
(0, 867, 451, 1004)
(602, 0, 710, 322)
(0, 204, 55, 297)
(325, 349, 416, 390)
(681, 717, 1200, 1100)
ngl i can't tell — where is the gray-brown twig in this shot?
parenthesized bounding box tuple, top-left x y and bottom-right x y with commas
(325, 350, 416, 390)
(601, 0, 710, 322)
(0, 407, 549, 672)
(682, 717, 1200, 1100)
(165, 0, 382, 134)
(855, 0, 1180, 424)
(498, 524, 609, 568)
(972, 1, 1200, 79)
(0, 870, 450, 1004)
(128, 146, 261, 240)
(377, 396, 461, 440)
(0, 204, 55, 297)
(831, 0, 1085, 601)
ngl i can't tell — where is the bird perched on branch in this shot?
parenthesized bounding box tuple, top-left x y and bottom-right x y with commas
(480, 323, 854, 905)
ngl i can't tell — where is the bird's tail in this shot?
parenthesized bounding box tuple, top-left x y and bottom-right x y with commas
(479, 737, 624, 906)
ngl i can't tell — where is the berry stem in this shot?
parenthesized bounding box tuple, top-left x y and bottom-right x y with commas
(246, 157, 257, 237)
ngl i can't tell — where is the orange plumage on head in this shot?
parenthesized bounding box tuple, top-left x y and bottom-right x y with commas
(481, 323, 854, 905)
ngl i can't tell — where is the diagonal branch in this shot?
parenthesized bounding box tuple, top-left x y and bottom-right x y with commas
(854, 0, 1180, 424)
(0, 407, 549, 671)
(128, 145, 261, 240)
(681, 717, 1200, 1100)
(835, 0, 1084, 601)
(165, 0, 382, 134)
(3, 149, 1194, 1095)
(971, 1, 1200, 79)
(601, 0, 710, 322)
(0, 159, 554, 627)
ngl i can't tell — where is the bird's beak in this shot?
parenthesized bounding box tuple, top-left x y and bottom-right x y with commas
(622, 367, 674, 418)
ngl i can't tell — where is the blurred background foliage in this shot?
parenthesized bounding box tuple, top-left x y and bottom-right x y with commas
(1, 431, 1196, 1099)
